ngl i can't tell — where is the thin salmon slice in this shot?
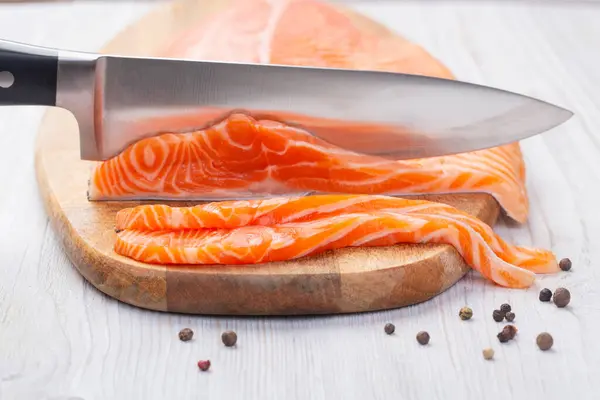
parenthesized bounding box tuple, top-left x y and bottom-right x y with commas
(88, 0, 529, 223)
(114, 195, 558, 288)
(115, 194, 555, 274)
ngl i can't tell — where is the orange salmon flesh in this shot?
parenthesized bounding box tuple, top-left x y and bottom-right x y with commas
(115, 195, 558, 288)
(89, 0, 528, 223)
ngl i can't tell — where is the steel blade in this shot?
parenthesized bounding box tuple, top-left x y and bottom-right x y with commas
(56, 54, 573, 160)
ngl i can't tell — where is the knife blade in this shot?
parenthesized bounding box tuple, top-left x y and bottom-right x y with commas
(0, 39, 573, 161)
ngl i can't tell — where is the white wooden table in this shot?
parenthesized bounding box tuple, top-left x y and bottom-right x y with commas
(1, 1, 599, 399)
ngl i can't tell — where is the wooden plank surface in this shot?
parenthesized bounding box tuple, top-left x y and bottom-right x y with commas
(0, 1, 598, 399)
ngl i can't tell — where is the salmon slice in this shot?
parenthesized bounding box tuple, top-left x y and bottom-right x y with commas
(88, 0, 529, 223)
(114, 195, 558, 288)
(115, 195, 556, 274)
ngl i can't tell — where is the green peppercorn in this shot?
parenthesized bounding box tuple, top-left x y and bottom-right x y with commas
(459, 306, 473, 320)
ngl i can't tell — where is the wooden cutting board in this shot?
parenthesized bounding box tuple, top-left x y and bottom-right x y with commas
(34, 0, 500, 315)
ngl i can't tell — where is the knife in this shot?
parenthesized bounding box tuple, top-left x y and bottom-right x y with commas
(0, 39, 573, 161)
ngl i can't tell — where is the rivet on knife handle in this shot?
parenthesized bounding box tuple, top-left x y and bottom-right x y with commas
(0, 39, 59, 106)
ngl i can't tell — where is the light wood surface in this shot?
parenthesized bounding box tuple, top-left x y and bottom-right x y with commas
(1, 1, 598, 399)
(34, 0, 499, 316)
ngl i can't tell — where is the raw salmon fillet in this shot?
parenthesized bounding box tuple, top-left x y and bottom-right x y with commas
(114, 195, 558, 288)
(88, 0, 529, 223)
(98, 0, 557, 288)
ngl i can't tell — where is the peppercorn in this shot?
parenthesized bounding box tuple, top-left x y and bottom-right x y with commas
(497, 331, 510, 343)
(492, 309, 504, 322)
(553, 287, 571, 308)
(197, 360, 211, 371)
(505, 312, 516, 322)
(559, 258, 572, 271)
(536, 332, 553, 351)
(384, 323, 395, 335)
(459, 306, 473, 320)
(500, 303, 511, 314)
(416, 331, 430, 345)
(497, 325, 518, 343)
(178, 328, 194, 342)
(221, 330, 238, 347)
(503, 325, 518, 340)
(539, 288, 552, 302)
(482, 348, 495, 360)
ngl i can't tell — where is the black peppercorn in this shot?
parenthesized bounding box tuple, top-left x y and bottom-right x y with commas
(536, 332, 553, 351)
(500, 303, 511, 314)
(221, 330, 238, 347)
(539, 288, 552, 302)
(416, 331, 430, 345)
(384, 323, 395, 335)
(553, 288, 571, 308)
(559, 258, 572, 271)
(493, 309, 504, 322)
(178, 328, 194, 342)
(497, 331, 510, 343)
(505, 312, 515, 322)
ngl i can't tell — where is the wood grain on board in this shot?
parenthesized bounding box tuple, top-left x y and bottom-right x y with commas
(34, 0, 500, 315)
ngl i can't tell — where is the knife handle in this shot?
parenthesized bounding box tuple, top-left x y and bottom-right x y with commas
(0, 39, 58, 106)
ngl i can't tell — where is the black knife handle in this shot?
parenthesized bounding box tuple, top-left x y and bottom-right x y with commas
(0, 39, 58, 106)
